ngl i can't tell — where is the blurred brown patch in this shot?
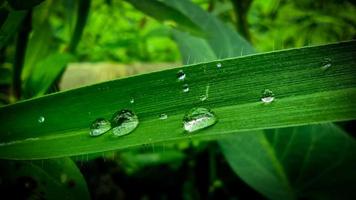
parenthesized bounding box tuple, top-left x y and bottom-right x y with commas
(59, 62, 180, 90)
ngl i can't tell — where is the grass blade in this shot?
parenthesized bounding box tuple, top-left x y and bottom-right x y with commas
(0, 10, 27, 48)
(0, 41, 355, 159)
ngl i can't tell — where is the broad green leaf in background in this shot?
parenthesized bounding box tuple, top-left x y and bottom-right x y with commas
(127, 0, 255, 58)
(0, 10, 27, 48)
(172, 29, 216, 64)
(126, 0, 203, 37)
(219, 124, 356, 200)
(0, 41, 355, 159)
(23, 53, 74, 97)
(0, 157, 90, 199)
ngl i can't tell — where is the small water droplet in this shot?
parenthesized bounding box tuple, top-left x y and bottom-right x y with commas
(182, 84, 190, 93)
(89, 118, 111, 136)
(159, 114, 168, 120)
(216, 63, 222, 68)
(183, 107, 218, 133)
(130, 97, 135, 104)
(321, 58, 332, 70)
(177, 70, 186, 81)
(200, 95, 207, 101)
(38, 116, 45, 123)
(111, 109, 139, 137)
(261, 89, 275, 103)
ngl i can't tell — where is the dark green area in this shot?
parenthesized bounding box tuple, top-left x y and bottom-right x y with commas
(0, 0, 355, 199)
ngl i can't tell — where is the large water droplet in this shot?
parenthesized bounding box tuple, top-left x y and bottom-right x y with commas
(183, 107, 218, 133)
(159, 113, 168, 120)
(182, 84, 190, 93)
(216, 63, 222, 68)
(38, 116, 45, 123)
(261, 89, 274, 103)
(111, 109, 139, 137)
(177, 70, 186, 81)
(89, 118, 111, 136)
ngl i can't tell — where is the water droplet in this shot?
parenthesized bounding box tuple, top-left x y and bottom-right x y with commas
(38, 116, 45, 123)
(216, 63, 222, 68)
(159, 114, 168, 120)
(200, 95, 207, 101)
(321, 58, 332, 70)
(177, 70, 186, 81)
(130, 97, 135, 104)
(182, 84, 189, 93)
(183, 107, 218, 133)
(111, 109, 139, 137)
(261, 89, 275, 103)
(89, 118, 111, 136)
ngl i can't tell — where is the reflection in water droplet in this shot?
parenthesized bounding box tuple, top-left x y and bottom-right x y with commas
(183, 84, 189, 93)
(89, 118, 111, 136)
(130, 97, 135, 104)
(261, 89, 275, 103)
(183, 107, 218, 133)
(177, 70, 186, 81)
(216, 63, 222, 68)
(111, 109, 139, 137)
(159, 114, 168, 120)
(38, 116, 45, 123)
(321, 58, 332, 71)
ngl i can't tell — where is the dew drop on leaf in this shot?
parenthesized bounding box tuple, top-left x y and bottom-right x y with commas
(321, 58, 332, 71)
(177, 70, 186, 81)
(200, 95, 207, 101)
(183, 84, 189, 93)
(130, 97, 135, 104)
(89, 118, 111, 136)
(261, 89, 275, 103)
(159, 113, 168, 120)
(111, 109, 139, 137)
(216, 63, 222, 68)
(38, 116, 45, 123)
(183, 107, 218, 133)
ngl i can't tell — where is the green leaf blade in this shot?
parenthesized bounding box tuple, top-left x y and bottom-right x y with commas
(0, 41, 355, 159)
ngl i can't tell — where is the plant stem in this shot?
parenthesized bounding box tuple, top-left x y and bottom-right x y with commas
(231, 0, 252, 42)
(12, 10, 31, 100)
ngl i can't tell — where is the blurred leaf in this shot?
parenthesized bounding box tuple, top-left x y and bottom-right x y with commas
(68, 0, 91, 52)
(0, 10, 27, 48)
(21, 21, 53, 82)
(158, 0, 254, 57)
(172, 29, 216, 64)
(0, 66, 11, 84)
(6, 0, 44, 10)
(0, 158, 90, 199)
(23, 53, 74, 97)
(219, 124, 356, 200)
(126, 0, 203, 36)
(120, 150, 186, 173)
